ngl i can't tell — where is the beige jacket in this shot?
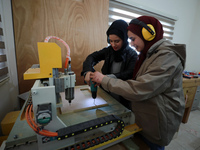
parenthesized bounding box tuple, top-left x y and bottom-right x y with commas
(101, 39, 186, 146)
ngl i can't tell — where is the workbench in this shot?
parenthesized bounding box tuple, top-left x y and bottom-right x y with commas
(4, 85, 142, 150)
(182, 77, 200, 123)
(4, 76, 199, 149)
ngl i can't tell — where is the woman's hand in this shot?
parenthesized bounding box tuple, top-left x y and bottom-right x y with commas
(84, 71, 92, 85)
(90, 71, 105, 85)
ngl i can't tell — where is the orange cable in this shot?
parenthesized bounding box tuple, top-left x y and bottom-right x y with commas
(44, 36, 71, 69)
(26, 104, 58, 137)
(28, 105, 58, 137)
(64, 57, 69, 69)
(29, 105, 38, 128)
(25, 105, 38, 132)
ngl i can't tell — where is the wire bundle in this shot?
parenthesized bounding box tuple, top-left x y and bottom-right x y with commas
(44, 36, 71, 68)
(25, 104, 58, 137)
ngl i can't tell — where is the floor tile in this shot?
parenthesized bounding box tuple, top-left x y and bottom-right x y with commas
(166, 109, 200, 150)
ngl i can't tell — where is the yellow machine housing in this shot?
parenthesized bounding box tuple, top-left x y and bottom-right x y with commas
(24, 42, 62, 80)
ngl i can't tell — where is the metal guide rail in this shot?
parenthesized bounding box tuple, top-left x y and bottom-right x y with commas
(57, 115, 125, 150)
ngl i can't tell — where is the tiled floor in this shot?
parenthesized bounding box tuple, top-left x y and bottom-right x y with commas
(105, 109, 200, 150)
(166, 109, 200, 150)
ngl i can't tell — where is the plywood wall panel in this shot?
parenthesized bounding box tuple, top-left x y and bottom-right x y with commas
(12, 0, 109, 94)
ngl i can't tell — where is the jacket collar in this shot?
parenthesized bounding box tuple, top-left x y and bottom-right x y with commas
(146, 39, 165, 58)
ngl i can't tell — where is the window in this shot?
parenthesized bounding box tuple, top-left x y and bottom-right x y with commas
(109, 0, 177, 41)
(0, 14, 9, 82)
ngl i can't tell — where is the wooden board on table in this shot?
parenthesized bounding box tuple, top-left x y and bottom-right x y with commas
(60, 86, 108, 114)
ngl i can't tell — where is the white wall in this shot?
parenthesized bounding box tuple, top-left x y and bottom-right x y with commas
(117, 0, 200, 72)
(187, 2, 200, 72)
(0, 0, 19, 135)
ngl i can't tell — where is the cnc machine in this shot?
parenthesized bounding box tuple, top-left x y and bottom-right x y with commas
(4, 37, 141, 150)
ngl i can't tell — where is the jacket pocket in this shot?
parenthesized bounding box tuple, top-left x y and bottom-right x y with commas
(132, 102, 161, 140)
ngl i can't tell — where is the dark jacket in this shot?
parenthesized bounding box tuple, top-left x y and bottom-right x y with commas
(81, 45, 137, 80)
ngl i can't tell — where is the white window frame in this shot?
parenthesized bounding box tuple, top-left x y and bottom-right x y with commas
(109, 0, 177, 41)
(0, 11, 9, 82)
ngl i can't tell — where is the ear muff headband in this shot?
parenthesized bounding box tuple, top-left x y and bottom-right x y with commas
(129, 18, 156, 41)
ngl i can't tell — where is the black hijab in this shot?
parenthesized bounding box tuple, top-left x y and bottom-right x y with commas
(106, 19, 129, 62)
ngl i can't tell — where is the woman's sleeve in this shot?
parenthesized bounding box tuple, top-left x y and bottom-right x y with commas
(101, 51, 181, 101)
(81, 48, 108, 76)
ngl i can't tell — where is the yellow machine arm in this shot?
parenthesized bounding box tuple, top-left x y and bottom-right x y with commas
(24, 42, 62, 80)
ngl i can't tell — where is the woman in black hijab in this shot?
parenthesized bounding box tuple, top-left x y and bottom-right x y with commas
(81, 19, 137, 109)
(81, 19, 137, 81)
